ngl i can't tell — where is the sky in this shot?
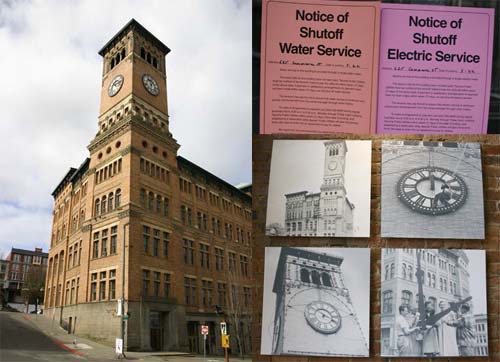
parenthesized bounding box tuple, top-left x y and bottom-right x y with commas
(266, 140, 372, 236)
(260, 247, 371, 354)
(0, 0, 251, 257)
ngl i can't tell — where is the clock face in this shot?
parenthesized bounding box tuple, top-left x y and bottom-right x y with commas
(397, 166, 468, 215)
(328, 161, 338, 171)
(142, 74, 159, 96)
(304, 301, 341, 334)
(107, 75, 124, 97)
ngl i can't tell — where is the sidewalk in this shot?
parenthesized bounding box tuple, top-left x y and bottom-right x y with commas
(22, 312, 250, 361)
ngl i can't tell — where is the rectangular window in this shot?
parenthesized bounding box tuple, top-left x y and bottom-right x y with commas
(240, 255, 248, 277)
(93, 232, 99, 258)
(109, 269, 116, 300)
(153, 272, 160, 297)
(110, 226, 117, 254)
(163, 198, 169, 217)
(243, 287, 251, 307)
(164, 273, 171, 298)
(200, 244, 210, 269)
(143, 226, 150, 254)
(201, 280, 213, 307)
(142, 270, 150, 296)
(99, 280, 106, 300)
(163, 232, 169, 257)
(184, 277, 197, 305)
(183, 239, 194, 265)
(90, 272, 97, 301)
(215, 248, 224, 271)
(153, 229, 160, 257)
(217, 282, 227, 307)
(101, 229, 108, 257)
(228, 252, 236, 272)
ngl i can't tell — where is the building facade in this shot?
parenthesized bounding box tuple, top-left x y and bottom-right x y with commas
(284, 141, 354, 237)
(2, 247, 48, 304)
(44, 19, 252, 355)
(380, 248, 473, 356)
(474, 314, 489, 356)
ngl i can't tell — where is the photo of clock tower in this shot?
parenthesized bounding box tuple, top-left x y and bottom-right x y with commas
(262, 247, 370, 357)
(44, 19, 252, 354)
(283, 141, 355, 237)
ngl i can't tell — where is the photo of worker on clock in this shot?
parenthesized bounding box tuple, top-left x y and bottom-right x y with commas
(260, 247, 370, 357)
(381, 140, 484, 239)
(265, 140, 372, 238)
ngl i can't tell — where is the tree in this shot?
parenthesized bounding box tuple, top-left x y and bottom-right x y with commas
(21, 265, 46, 311)
(225, 275, 252, 358)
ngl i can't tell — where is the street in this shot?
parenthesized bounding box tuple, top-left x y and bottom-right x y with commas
(0, 311, 251, 362)
(0, 311, 84, 362)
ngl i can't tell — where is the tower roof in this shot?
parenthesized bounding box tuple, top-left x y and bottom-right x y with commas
(98, 18, 171, 57)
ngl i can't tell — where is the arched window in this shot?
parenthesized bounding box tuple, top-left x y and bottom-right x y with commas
(108, 192, 114, 211)
(311, 270, 321, 285)
(110, 58, 115, 69)
(148, 192, 154, 211)
(428, 272, 432, 286)
(94, 198, 100, 217)
(408, 265, 413, 281)
(152, 57, 157, 68)
(390, 263, 395, 279)
(402, 263, 407, 279)
(300, 268, 310, 283)
(321, 272, 332, 287)
(163, 197, 169, 216)
(140, 188, 146, 208)
(115, 189, 121, 207)
(156, 195, 162, 213)
(101, 195, 107, 214)
(121, 48, 125, 59)
(140, 47, 145, 59)
(80, 210, 85, 224)
(146, 52, 151, 64)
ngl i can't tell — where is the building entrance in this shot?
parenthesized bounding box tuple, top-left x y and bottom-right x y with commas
(149, 311, 164, 351)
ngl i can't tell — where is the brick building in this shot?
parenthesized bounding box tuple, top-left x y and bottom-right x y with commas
(44, 19, 252, 354)
(2, 247, 48, 304)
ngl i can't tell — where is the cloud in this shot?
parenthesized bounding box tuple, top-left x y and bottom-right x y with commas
(0, 0, 251, 255)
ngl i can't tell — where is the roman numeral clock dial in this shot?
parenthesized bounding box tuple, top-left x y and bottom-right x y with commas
(397, 166, 467, 215)
(304, 301, 342, 334)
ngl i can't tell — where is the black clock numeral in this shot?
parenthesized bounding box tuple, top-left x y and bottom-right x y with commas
(405, 190, 419, 199)
(415, 196, 426, 207)
(417, 170, 427, 179)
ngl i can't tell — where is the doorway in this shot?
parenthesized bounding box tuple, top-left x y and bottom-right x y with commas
(149, 311, 164, 351)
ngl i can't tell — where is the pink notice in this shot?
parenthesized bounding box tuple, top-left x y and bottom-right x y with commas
(260, 0, 380, 134)
(377, 4, 494, 134)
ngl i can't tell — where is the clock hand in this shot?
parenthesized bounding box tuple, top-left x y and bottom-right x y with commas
(430, 168, 435, 192)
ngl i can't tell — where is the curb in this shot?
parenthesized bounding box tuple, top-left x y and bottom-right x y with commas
(21, 313, 85, 357)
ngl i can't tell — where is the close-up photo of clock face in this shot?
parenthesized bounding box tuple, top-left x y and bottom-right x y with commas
(142, 74, 159, 96)
(381, 141, 485, 239)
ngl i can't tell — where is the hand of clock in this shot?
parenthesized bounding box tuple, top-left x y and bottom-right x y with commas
(429, 169, 435, 192)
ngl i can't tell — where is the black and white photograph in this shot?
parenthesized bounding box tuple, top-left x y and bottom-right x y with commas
(265, 140, 372, 237)
(381, 141, 485, 239)
(381, 248, 488, 357)
(260, 247, 370, 357)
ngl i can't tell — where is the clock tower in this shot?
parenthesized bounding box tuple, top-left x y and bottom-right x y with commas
(318, 141, 353, 236)
(271, 248, 368, 357)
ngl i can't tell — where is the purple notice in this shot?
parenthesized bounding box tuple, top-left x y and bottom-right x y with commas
(377, 4, 494, 134)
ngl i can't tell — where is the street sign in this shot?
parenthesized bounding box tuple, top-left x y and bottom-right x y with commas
(115, 338, 123, 354)
(117, 299, 123, 316)
(123, 314, 129, 321)
(201, 324, 209, 335)
(221, 334, 230, 348)
(220, 321, 227, 335)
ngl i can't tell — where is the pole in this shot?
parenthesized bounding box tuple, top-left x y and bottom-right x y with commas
(117, 223, 128, 359)
(203, 334, 206, 362)
(225, 346, 229, 362)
